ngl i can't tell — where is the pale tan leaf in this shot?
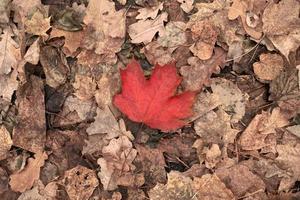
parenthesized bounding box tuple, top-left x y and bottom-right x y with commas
(0, 126, 12, 160)
(24, 38, 40, 65)
(136, 2, 164, 20)
(24, 10, 51, 36)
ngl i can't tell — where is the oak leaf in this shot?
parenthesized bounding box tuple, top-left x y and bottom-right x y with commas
(113, 59, 196, 131)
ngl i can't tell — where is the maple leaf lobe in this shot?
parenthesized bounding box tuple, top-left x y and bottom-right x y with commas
(114, 59, 196, 131)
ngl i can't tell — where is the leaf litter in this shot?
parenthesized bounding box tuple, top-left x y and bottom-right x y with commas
(0, 0, 299, 199)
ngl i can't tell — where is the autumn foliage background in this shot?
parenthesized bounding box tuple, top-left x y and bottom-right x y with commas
(0, 0, 300, 199)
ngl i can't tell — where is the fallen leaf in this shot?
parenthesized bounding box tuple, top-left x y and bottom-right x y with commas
(50, 28, 84, 56)
(202, 143, 222, 169)
(192, 174, 234, 200)
(97, 136, 139, 190)
(0, 126, 12, 160)
(239, 107, 289, 151)
(269, 68, 300, 118)
(262, 0, 300, 59)
(13, 76, 46, 153)
(0, 0, 10, 24)
(228, 0, 262, 39)
(157, 21, 187, 49)
(114, 59, 196, 131)
(24, 9, 51, 36)
(286, 125, 300, 138)
(180, 48, 226, 91)
(253, 53, 284, 81)
(216, 164, 266, 198)
(0, 167, 9, 194)
(276, 143, 300, 190)
(141, 41, 174, 65)
(189, 20, 218, 60)
(210, 78, 249, 123)
(177, 0, 194, 13)
(0, 28, 20, 75)
(0, 69, 18, 102)
(148, 171, 195, 200)
(11, 0, 42, 24)
(128, 12, 168, 44)
(24, 38, 40, 65)
(9, 152, 48, 192)
(17, 180, 57, 200)
(72, 74, 97, 101)
(82, 0, 125, 63)
(136, 2, 164, 20)
(62, 165, 99, 200)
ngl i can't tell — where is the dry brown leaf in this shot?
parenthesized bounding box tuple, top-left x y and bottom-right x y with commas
(72, 74, 97, 101)
(24, 38, 40, 65)
(136, 2, 164, 20)
(239, 107, 289, 151)
(141, 41, 174, 65)
(192, 174, 234, 200)
(180, 48, 226, 91)
(202, 144, 222, 169)
(269, 68, 300, 118)
(148, 171, 195, 200)
(128, 12, 168, 44)
(189, 20, 218, 60)
(40, 46, 69, 88)
(62, 165, 99, 200)
(0, 126, 12, 160)
(286, 125, 300, 138)
(97, 136, 138, 190)
(9, 152, 48, 192)
(0, 0, 10, 24)
(211, 78, 249, 122)
(24, 10, 51, 36)
(13, 76, 46, 153)
(228, 0, 262, 39)
(253, 53, 284, 81)
(17, 180, 57, 200)
(262, 0, 300, 59)
(216, 164, 266, 198)
(0, 69, 18, 102)
(0, 28, 20, 75)
(177, 0, 194, 13)
(82, 0, 125, 63)
(276, 143, 300, 191)
(50, 28, 84, 56)
(157, 21, 187, 49)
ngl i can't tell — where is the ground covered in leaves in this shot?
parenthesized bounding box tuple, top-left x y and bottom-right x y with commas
(0, 0, 300, 199)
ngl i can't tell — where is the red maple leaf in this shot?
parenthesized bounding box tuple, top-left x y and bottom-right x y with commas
(113, 59, 196, 131)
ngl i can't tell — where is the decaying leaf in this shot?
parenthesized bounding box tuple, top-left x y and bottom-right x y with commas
(24, 9, 51, 36)
(82, 0, 125, 63)
(239, 107, 289, 151)
(13, 76, 46, 153)
(136, 2, 164, 20)
(141, 41, 174, 65)
(0, 0, 10, 24)
(72, 74, 97, 101)
(269, 68, 300, 118)
(114, 59, 196, 131)
(148, 171, 195, 200)
(210, 78, 249, 122)
(17, 180, 57, 200)
(262, 0, 300, 59)
(9, 152, 48, 192)
(62, 165, 99, 200)
(128, 12, 168, 44)
(180, 48, 226, 91)
(253, 53, 284, 81)
(0, 126, 12, 160)
(192, 174, 234, 200)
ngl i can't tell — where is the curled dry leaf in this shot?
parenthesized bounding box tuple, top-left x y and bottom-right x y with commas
(9, 152, 48, 192)
(253, 53, 284, 81)
(128, 12, 168, 44)
(189, 20, 218, 60)
(0, 126, 12, 160)
(262, 0, 300, 59)
(114, 59, 196, 131)
(180, 48, 226, 91)
(136, 2, 164, 20)
(62, 165, 99, 200)
(239, 107, 289, 151)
